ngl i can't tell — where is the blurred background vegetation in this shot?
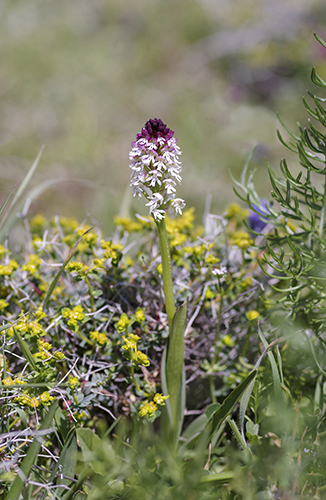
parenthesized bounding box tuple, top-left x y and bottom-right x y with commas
(0, 0, 326, 233)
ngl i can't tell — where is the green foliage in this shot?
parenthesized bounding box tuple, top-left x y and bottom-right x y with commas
(3, 32, 326, 500)
(231, 32, 326, 498)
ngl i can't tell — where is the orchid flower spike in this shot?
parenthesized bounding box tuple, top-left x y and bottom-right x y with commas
(129, 118, 186, 220)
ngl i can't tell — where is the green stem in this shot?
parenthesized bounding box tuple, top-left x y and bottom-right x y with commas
(155, 219, 176, 330)
(241, 325, 253, 358)
(212, 282, 223, 366)
(131, 362, 141, 393)
(85, 276, 95, 311)
(209, 280, 223, 404)
(209, 376, 217, 404)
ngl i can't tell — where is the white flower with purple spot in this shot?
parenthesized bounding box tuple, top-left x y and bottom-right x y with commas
(129, 118, 186, 220)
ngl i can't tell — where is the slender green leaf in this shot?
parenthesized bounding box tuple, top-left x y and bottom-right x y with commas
(0, 146, 44, 233)
(199, 471, 234, 485)
(42, 226, 96, 309)
(311, 67, 326, 89)
(13, 327, 38, 372)
(205, 403, 221, 421)
(198, 370, 257, 449)
(258, 327, 283, 403)
(240, 146, 256, 186)
(181, 413, 207, 441)
(276, 112, 300, 141)
(57, 431, 78, 494)
(0, 322, 13, 333)
(239, 350, 267, 439)
(166, 301, 187, 444)
(0, 178, 69, 240)
(0, 183, 18, 219)
(226, 417, 249, 451)
(160, 344, 172, 433)
(62, 466, 91, 500)
(314, 33, 326, 50)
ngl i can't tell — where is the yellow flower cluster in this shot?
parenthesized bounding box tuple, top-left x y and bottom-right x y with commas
(122, 334, 139, 350)
(61, 224, 97, 253)
(66, 260, 90, 275)
(114, 216, 143, 233)
(0, 299, 9, 312)
(139, 393, 169, 417)
(55, 216, 79, 233)
(2, 376, 26, 386)
(240, 277, 253, 289)
(205, 254, 220, 266)
(134, 350, 150, 367)
(35, 306, 47, 320)
(246, 310, 260, 321)
(34, 338, 52, 361)
(0, 260, 19, 276)
(222, 335, 235, 347)
(135, 308, 146, 324)
(121, 331, 150, 367)
(92, 258, 106, 269)
(68, 376, 79, 390)
(16, 394, 40, 408)
(22, 254, 42, 276)
(231, 231, 254, 249)
(116, 313, 129, 333)
(166, 208, 195, 234)
(34, 338, 65, 362)
(7, 316, 46, 340)
(0, 245, 6, 259)
(39, 391, 55, 404)
(225, 203, 249, 221)
(184, 243, 214, 260)
(205, 288, 216, 300)
(101, 240, 123, 266)
(15, 391, 54, 408)
(90, 330, 109, 346)
(76, 228, 98, 247)
(62, 305, 85, 329)
(30, 214, 47, 232)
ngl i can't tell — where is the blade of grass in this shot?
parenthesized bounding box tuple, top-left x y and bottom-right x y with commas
(199, 471, 234, 486)
(258, 327, 283, 403)
(239, 335, 282, 440)
(0, 146, 44, 233)
(56, 430, 78, 497)
(42, 226, 97, 310)
(0, 183, 18, 219)
(13, 327, 38, 372)
(0, 178, 68, 239)
(197, 370, 257, 451)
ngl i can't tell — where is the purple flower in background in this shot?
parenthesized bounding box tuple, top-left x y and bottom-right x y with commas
(248, 199, 270, 232)
(129, 118, 185, 220)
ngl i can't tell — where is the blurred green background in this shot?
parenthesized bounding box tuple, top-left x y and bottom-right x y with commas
(0, 0, 326, 232)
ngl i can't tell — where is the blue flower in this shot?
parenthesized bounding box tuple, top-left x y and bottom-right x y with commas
(248, 199, 270, 232)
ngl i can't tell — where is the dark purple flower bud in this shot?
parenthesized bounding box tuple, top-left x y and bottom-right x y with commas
(135, 118, 174, 142)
